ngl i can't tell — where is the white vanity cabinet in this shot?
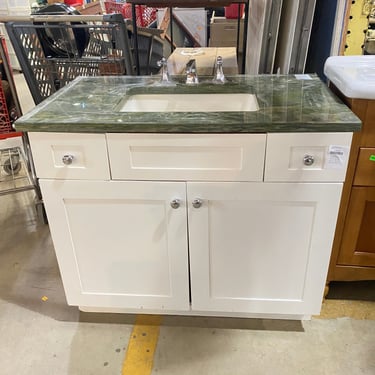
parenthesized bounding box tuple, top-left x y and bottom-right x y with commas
(39, 179, 190, 311)
(28, 131, 352, 319)
(188, 181, 343, 315)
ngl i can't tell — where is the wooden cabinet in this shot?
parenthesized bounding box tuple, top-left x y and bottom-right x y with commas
(337, 188, 375, 267)
(29, 132, 352, 318)
(328, 94, 375, 283)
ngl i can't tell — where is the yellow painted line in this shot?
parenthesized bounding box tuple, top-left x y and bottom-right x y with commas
(122, 315, 163, 375)
(314, 300, 375, 320)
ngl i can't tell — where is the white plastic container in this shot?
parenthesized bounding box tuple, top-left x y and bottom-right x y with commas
(324, 55, 375, 99)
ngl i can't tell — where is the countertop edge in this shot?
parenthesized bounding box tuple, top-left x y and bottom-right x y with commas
(15, 122, 361, 133)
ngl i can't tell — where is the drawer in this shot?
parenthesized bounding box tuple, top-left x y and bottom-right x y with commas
(264, 133, 352, 182)
(107, 133, 266, 181)
(353, 148, 375, 186)
(28, 132, 110, 180)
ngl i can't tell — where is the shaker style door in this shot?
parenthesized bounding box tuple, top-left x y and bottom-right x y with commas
(187, 182, 343, 315)
(338, 187, 375, 267)
(39, 179, 190, 311)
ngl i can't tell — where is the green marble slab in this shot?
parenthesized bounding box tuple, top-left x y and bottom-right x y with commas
(15, 75, 361, 133)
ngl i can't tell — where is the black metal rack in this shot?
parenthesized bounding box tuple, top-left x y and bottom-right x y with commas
(4, 14, 135, 105)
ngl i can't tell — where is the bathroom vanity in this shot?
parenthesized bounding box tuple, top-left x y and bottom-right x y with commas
(16, 75, 360, 320)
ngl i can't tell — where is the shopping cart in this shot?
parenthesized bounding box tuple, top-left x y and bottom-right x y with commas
(103, 1, 164, 75)
(104, 0, 157, 28)
(4, 14, 135, 105)
(0, 36, 42, 221)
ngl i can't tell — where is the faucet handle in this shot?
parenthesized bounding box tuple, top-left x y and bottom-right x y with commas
(157, 57, 168, 68)
(213, 55, 226, 84)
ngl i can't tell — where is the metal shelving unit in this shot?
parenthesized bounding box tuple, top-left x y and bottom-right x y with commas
(0, 35, 39, 202)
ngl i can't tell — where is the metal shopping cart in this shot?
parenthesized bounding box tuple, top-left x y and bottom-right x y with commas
(4, 13, 135, 105)
(0, 35, 44, 220)
(103, 1, 164, 75)
(104, 0, 157, 28)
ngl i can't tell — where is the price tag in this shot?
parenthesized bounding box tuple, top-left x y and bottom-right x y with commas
(324, 145, 350, 169)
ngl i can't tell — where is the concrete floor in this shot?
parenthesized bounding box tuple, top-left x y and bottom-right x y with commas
(0, 73, 374, 375)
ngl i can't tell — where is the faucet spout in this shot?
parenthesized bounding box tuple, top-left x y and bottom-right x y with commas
(186, 59, 199, 84)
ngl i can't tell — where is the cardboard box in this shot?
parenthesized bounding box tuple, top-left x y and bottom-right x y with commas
(209, 17, 244, 51)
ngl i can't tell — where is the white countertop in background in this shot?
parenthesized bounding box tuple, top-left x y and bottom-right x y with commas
(324, 55, 375, 100)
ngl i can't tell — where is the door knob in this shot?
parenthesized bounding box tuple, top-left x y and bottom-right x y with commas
(192, 198, 202, 208)
(303, 154, 315, 166)
(62, 154, 74, 165)
(170, 199, 180, 209)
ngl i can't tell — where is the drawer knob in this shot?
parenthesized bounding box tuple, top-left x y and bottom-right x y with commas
(170, 199, 180, 209)
(303, 155, 315, 166)
(62, 154, 74, 165)
(192, 198, 203, 208)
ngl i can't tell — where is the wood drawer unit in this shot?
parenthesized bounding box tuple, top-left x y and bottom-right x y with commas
(328, 94, 375, 284)
(264, 133, 352, 182)
(353, 148, 375, 186)
(106, 133, 266, 182)
(337, 187, 375, 267)
(29, 132, 110, 180)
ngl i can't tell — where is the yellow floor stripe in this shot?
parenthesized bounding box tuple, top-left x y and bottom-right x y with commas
(315, 300, 375, 320)
(122, 315, 163, 375)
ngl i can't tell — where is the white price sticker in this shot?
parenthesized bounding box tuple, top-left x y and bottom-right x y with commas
(325, 145, 350, 169)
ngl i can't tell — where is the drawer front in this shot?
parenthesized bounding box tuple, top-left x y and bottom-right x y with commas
(265, 133, 352, 182)
(107, 133, 266, 181)
(28, 132, 110, 180)
(353, 148, 375, 186)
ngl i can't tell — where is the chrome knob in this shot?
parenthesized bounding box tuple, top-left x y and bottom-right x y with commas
(303, 155, 314, 166)
(170, 199, 180, 209)
(192, 198, 202, 208)
(62, 154, 74, 165)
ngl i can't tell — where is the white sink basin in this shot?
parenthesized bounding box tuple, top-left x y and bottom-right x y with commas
(119, 93, 259, 112)
(324, 55, 375, 99)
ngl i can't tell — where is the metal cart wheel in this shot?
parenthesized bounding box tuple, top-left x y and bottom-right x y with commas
(3, 154, 21, 175)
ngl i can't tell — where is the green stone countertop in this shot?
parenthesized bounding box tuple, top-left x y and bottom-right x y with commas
(15, 74, 361, 133)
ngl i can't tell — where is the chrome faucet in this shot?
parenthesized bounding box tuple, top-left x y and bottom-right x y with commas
(212, 56, 226, 84)
(186, 59, 199, 84)
(157, 57, 171, 84)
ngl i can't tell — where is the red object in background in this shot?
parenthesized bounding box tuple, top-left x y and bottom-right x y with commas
(224, 4, 245, 19)
(0, 37, 13, 134)
(104, 1, 157, 27)
(0, 81, 12, 134)
(64, 0, 84, 7)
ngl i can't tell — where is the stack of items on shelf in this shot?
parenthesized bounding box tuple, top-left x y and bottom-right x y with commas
(209, 5, 244, 54)
(0, 35, 38, 198)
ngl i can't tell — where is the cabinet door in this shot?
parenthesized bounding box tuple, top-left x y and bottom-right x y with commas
(187, 182, 343, 315)
(338, 187, 375, 267)
(39, 180, 189, 311)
